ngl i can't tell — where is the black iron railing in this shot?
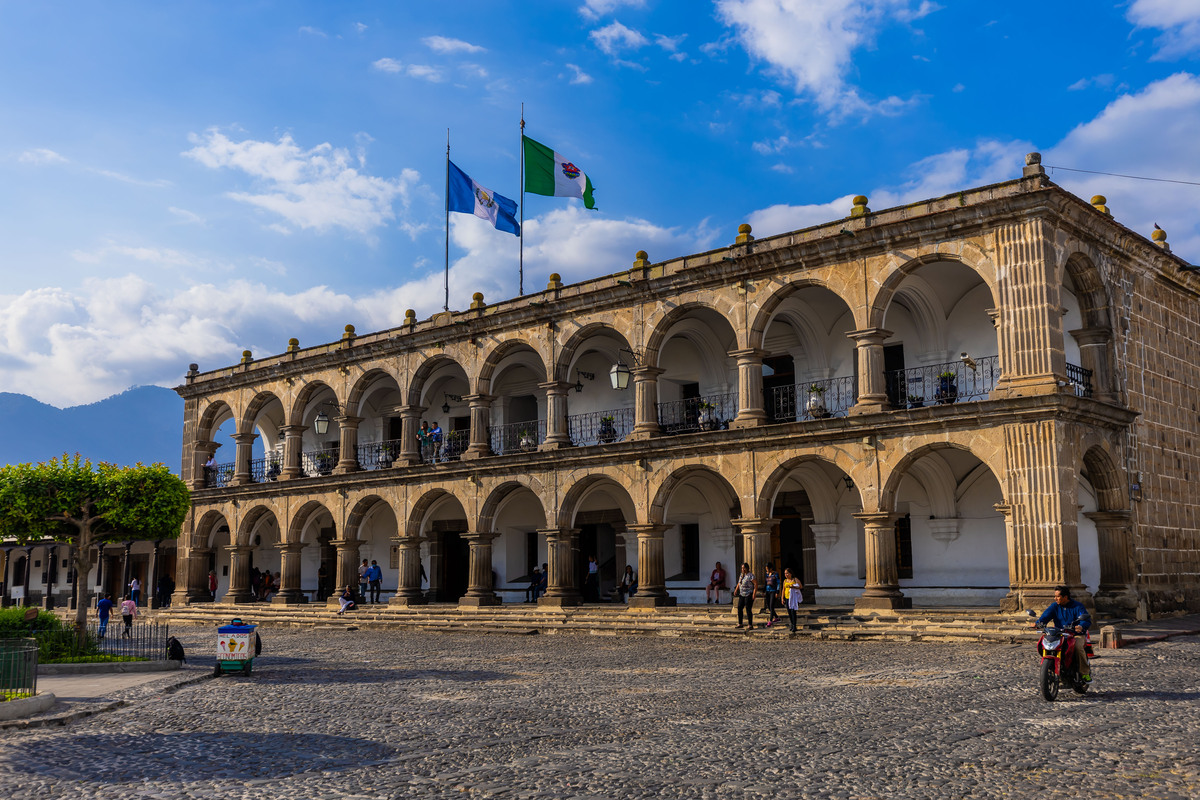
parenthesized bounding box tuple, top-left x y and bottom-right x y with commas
(20, 621, 171, 662)
(657, 391, 738, 435)
(568, 407, 635, 446)
(357, 439, 403, 470)
(490, 419, 546, 455)
(769, 375, 857, 422)
(301, 446, 340, 476)
(0, 638, 37, 698)
(203, 462, 235, 488)
(1065, 362, 1093, 398)
(437, 430, 469, 462)
(886, 355, 1000, 407)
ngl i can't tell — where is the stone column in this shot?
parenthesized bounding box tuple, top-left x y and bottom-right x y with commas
(461, 394, 495, 460)
(225, 545, 255, 604)
(629, 366, 664, 439)
(147, 540, 162, 608)
(995, 503, 1022, 612)
(847, 328, 892, 415)
(729, 348, 767, 429)
(1070, 327, 1116, 403)
(626, 524, 675, 608)
(280, 425, 307, 480)
(20, 548, 32, 607)
(329, 538, 360, 605)
(334, 415, 363, 474)
(42, 545, 56, 610)
(539, 381, 573, 449)
(0, 548, 8, 606)
(733, 518, 774, 595)
(854, 512, 911, 610)
(460, 532, 501, 606)
(397, 406, 425, 466)
(273, 543, 307, 604)
(391, 536, 428, 606)
(1087, 510, 1138, 613)
(177, 547, 212, 604)
(538, 528, 581, 607)
(230, 432, 258, 486)
(191, 441, 220, 490)
(120, 541, 132, 599)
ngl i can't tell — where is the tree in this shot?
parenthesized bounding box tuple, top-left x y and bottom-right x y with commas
(0, 454, 190, 639)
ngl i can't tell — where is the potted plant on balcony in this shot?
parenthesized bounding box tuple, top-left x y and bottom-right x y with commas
(806, 384, 829, 418)
(375, 443, 395, 469)
(935, 370, 958, 404)
(906, 393, 924, 410)
(698, 400, 719, 431)
(266, 455, 282, 481)
(314, 451, 335, 475)
(518, 429, 536, 451)
(598, 415, 618, 443)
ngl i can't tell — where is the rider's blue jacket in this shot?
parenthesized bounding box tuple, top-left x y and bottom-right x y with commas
(1037, 599, 1091, 631)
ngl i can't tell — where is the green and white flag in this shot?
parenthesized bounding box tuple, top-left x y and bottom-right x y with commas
(522, 135, 596, 209)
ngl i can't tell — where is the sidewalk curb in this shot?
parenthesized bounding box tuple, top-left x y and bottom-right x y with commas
(1117, 626, 1200, 647)
(39, 660, 181, 676)
(0, 670, 212, 730)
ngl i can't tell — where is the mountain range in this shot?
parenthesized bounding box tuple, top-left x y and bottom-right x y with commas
(0, 386, 184, 470)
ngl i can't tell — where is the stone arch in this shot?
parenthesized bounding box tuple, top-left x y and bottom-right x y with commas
(649, 464, 741, 524)
(748, 277, 848, 351)
(345, 495, 398, 541)
(346, 368, 400, 417)
(756, 455, 853, 523)
(477, 481, 548, 533)
(288, 380, 339, 426)
(407, 354, 469, 408)
(477, 338, 549, 394)
(407, 488, 468, 537)
(1081, 442, 1128, 513)
(555, 322, 634, 383)
(879, 440, 1004, 512)
(236, 504, 281, 547)
(868, 253, 999, 331)
(1062, 252, 1113, 331)
(286, 500, 335, 544)
(241, 390, 285, 435)
(557, 474, 639, 529)
(196, 509, 231, 549)
(643, 301, 739, 366)
(198, 399, 235, 443)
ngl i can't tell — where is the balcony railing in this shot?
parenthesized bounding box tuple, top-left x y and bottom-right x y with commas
(568, 407, 635, 446)
(301, 446, 340, 477)
(1065, 362, 1093, 398)
(887, 355, 1000, 407)
(657, 391, 738, 436)
(248, 457, 282, 483)
(203, 462, 235, 489)
(769, 375, 857, 423)
(490, 419, 546, 456)
(357, 438, 403, 470)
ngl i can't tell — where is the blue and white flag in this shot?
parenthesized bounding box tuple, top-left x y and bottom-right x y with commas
(447, 161, 520, 236)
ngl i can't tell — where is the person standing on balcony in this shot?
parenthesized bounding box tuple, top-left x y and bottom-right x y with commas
(430, 421, 444, 462)
(418, 421, 431, 463)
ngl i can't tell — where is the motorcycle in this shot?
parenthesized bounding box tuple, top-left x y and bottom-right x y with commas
(1034, 622, 1092, 701)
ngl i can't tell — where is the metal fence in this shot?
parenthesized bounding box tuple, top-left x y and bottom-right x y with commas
(31, 621, 171, 662)
(203, 462, 235, 489)
(886, 355, 1000, 407)
(357, 438, 403, 470)
(0, 638, 37, 699)
(657, 391, 738, 435)
(1065, 362, 1093, 398)
(769, 375, 857, 422)
(568, 407, 635, 446)
(490, 419, 547, 455)
(301, 446, 340, 476)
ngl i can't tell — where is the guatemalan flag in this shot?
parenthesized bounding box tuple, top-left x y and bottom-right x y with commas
(447, 161, 521, 236)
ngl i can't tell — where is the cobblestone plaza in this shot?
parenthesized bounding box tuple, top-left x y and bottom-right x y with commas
(2, 628, 1199, 799)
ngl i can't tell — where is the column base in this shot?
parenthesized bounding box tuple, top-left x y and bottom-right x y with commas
(389, 594, 428, 606)
(848, 400, 890, 416)
(628, 595, 676, 609)
(854, 594, 911, 611)
(729, 413, 767, 429)
(272, 592, 307, 604)
(626, 427, 661, 441)
(333, 464, 360, 475)
(1094, 587, 1139, 615)
(224, 591, 256, 604)
(460, 447, 491, 461)
(538, 439, 572, 451)
(459, 594, 501, 607)
(538, 595, 581, 607)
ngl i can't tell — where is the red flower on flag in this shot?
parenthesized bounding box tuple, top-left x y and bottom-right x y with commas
(560, 161, 581, 180)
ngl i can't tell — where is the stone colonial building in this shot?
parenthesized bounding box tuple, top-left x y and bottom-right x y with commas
(166, 153, 1199, 620)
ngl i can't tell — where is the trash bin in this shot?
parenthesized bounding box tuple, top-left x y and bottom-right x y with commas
(214, 619, 259, 677)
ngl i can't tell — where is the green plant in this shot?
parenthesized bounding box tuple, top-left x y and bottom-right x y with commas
(808, 384, 826, 394)
(937, 370, 957, 380)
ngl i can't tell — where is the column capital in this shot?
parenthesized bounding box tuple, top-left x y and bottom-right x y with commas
(231, 432, 258, 445)
(331, 538, 361, 552)
(225, 544, 253, 555)
(280, 424, 308, 434)
(538, 380, 573, 394)
(397, 405, 427, 417)
(1083, 509, 1131, 528)
(852, 510, 896, 527)
(846, 327, 893, 345)
(464, 393, 496, 405)
(625, 523, 670, 537)
(1068, 327, 1113, 346)
(277, 542, 305, 554)
(728, 347, 768, 361)
(334, 414, 363, 429)
(537, 526, 579, 542)
(731, 517, 774, 536)
(632, 365, 666, 379)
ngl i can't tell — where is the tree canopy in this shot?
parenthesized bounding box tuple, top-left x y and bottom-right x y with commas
(0, 454, 190, 633)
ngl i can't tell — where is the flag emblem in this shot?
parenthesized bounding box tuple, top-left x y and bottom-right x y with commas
(474, 187, 495, 209)
(560, 161, 581, 180)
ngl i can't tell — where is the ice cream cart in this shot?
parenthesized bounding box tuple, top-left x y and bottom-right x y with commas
(214, 619, 259, 676)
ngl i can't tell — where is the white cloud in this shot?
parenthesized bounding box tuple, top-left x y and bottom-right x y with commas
(1068, 74, 1115, 91)
(564, 63, 594, 85)
(590, 21, 649, 55)
(19, 148, 67, 165)
(372, 57, 403, 73)
(580, 0, 646, 21)
(770, 163, 794, 174)
(182, 130, 420, 235)
(372, 58, 445, 81)
(714, 0, 934, 117)
(654, 33, 687, 52)
(1127, 0, 1200, 58)
(752, 135, 792, 155)
(422, 35, 485, 54)
(298, 26, 327, 38)
(71, 242, 198, 269)
(355, 22, 368, 34)
(168, 206, 205, 225)
(86, 167, 171, 187)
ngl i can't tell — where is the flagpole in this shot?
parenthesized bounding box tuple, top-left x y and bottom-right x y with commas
(444, 129, 450, 312)
(519, 104, 525, 297)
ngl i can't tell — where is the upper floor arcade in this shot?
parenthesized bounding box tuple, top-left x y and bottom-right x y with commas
(178, 156, 1183, 493)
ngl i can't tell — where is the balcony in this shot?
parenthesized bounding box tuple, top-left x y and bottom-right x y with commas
(356, 439, 403, 471)
(657, 391, 738, 436)
(769, 375, 856, 423)
(886, 356, 1000, 407)
(568, 407, 635, 446)
(490, 420, 546, 456)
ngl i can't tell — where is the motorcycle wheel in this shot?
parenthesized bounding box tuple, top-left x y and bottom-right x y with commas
(1040, 659, 1059, 701)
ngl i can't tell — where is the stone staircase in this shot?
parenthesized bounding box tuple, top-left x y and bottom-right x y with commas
(144, 602, 1048, 644)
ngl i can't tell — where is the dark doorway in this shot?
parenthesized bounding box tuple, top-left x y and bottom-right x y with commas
(578, 521, 617, 601)
(883, 343, 905, 407)
(434, 529, 470, 601)
(763, 354, 796, 423)
(773, 490, 817, 604)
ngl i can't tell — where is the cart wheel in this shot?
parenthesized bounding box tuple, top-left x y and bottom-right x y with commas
(242, 663, 252, 676)
(213, 663, 222, 677)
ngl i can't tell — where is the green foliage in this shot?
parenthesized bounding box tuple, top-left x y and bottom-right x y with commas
(0, 608, 95, 661)
(0, 607, 63, 634)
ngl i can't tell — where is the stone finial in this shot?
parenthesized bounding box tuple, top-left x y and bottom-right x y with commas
(342, 324, 356, 343)
(1023, 152, 1045, 177)
(633, 250, 650, 268)
(547, 273, 562, 290)
(187, 363, 199, 376)
(1152, 224, 1170, 252)
(404, 308, 416, 326)
(1091, 195, 1111, 216)
(286, 338, 299, 353)
(470, 292, 486, 310)
(850, 196, 870, 218)
(240, 350, 253, 364)
(735, 223, 753, 244)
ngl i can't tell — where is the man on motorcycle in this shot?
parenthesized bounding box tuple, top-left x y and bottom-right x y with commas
(1035, 585, 1092, 681)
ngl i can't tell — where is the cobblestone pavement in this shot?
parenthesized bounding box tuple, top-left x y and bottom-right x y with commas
(2, 626, 1198, 799)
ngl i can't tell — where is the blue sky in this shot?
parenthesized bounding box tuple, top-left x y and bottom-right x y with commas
(4, 0, 1200, 407)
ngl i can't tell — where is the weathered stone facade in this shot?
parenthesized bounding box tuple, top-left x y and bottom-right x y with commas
(169, 154, 1197, 619)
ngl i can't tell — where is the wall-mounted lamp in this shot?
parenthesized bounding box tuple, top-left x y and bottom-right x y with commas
(575, 370, 594, 393)
(843, 476, 855, 490)
(442, 393, 463, 414)
(610, 348, 642, 390)
(312, 399, 342, 436)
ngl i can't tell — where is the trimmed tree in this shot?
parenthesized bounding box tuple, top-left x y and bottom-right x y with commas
(0, 454, 190, 640)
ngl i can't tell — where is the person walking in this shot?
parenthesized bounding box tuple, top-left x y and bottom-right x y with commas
(96, 594, 114, 639)
(735, 562, 756, 630)
(120, 594, 137, 638)
(782, 567, 804, 633)
(763, 563, 781, 627)
(129, 576, 141, 605)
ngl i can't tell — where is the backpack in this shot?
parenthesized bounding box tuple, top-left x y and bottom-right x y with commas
(166, 636, 186, 662)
